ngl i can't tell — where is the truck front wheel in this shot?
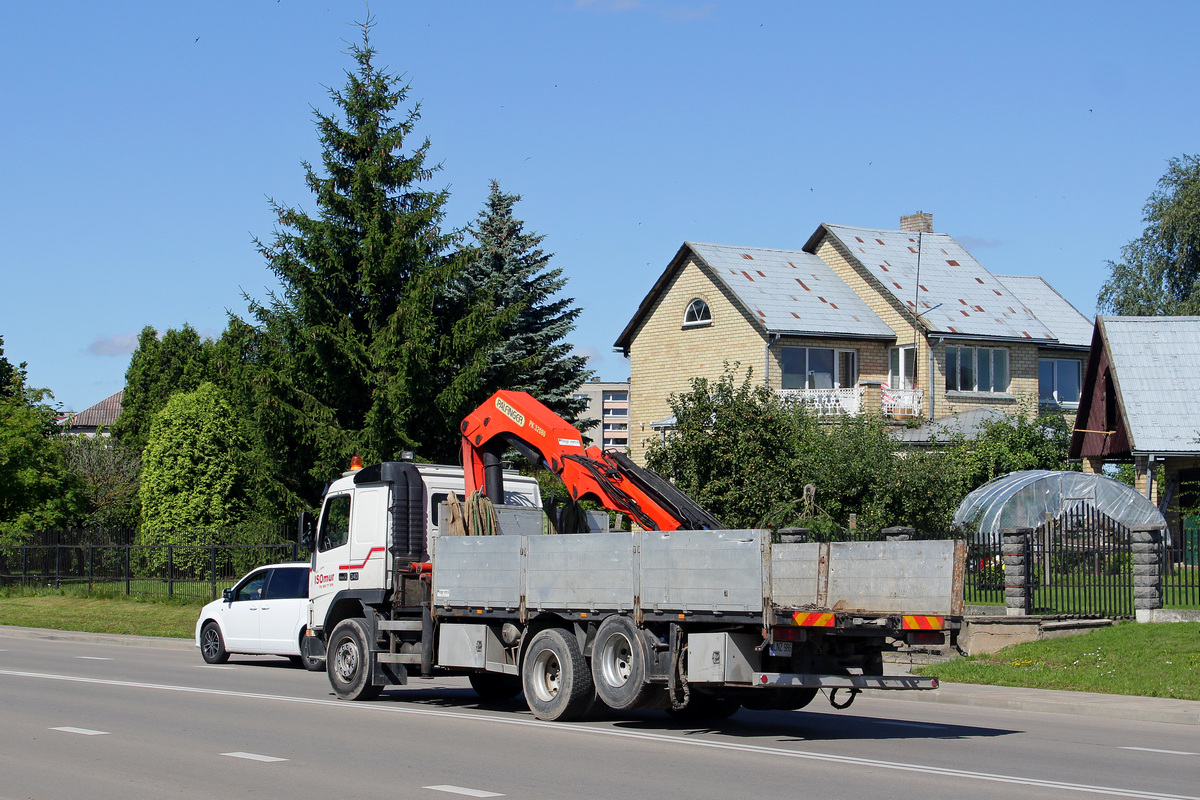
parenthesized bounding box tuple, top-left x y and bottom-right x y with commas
(327, 618, 381, 701)
(522, 628, 593, 721)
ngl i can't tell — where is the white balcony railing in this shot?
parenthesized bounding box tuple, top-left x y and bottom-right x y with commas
(777, 386, 864, 418)
(881, 388, 924, 419)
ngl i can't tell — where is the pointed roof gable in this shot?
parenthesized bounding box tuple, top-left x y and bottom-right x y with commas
(806, 223, 1057, 343)
(65, 390, 123, 430)
(615, 241, 893, 353)
(1072, 316, 1200, 457)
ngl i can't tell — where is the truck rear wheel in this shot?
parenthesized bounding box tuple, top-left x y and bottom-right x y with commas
(590, 615, 656, 711)
(327, 618, 381, 701)
(522, 628, 593, 721)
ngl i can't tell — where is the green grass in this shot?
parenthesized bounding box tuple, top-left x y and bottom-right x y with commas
(914, 621, 1200, 701)
(0, 586, 204, 639)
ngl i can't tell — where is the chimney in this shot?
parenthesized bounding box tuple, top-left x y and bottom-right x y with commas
(900, 211, 933, 233)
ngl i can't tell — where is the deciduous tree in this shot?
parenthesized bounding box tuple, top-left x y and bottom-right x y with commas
(1098, 154, 1200, 315)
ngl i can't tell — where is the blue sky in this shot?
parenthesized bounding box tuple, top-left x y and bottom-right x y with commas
(3, 1, 1198, 413)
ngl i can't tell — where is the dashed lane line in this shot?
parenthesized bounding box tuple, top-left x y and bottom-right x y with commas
(1120, 747, 1199, 756)
(50, 727, 109, 736)
(2, 669, 1196, 800)
(423, 786, 504, 798)
(222, 752, 288, 762)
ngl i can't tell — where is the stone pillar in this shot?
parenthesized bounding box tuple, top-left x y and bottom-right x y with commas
(882, 526, 915, 541)
(1001, 526, 1033, 616)
(1130, 523, 1164, 623)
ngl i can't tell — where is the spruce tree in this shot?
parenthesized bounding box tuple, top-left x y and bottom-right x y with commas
(455, 181, 592, 422)
(243, 19, 502, 494)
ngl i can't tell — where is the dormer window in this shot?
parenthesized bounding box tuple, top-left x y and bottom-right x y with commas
(683, 298, 711, 327)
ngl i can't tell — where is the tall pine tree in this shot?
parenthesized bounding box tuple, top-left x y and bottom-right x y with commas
(453, 181, 591, 422)
(242, 19, 503, 496)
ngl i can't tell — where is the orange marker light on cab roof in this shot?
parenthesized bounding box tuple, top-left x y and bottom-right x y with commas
(349, 456, 364, 471)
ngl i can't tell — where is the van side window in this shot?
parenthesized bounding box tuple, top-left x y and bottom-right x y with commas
(318, 494, 351, 552)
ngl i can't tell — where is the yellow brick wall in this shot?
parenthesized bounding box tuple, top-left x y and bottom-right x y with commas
(627, 256, 764, 464)
(933, 339, 1040, 417)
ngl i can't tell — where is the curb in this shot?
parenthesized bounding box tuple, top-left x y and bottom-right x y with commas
(0, 625, 195, 651)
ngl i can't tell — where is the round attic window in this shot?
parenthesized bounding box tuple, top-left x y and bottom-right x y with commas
(684, 298, 711, 326)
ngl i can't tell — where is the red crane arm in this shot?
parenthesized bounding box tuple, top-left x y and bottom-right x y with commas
(460, 390, 720, 531)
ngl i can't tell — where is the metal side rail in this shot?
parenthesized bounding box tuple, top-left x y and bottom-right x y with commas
(750, 673, 938, 690)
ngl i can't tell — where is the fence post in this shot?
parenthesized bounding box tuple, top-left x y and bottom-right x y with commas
(1001, 526, 1033, 616)
(125, 546, 131, 596)
(88, 546, 94, 592)
(1130, 524, 1164, 622)
(54, 545, 61, 589)
(167, 545, 174, 598)
(211, 546, 217, 601)
(882, 526, 915, 541)
(21, 546, 27, 590)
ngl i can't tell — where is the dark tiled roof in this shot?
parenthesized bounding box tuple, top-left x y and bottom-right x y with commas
(68, 390, 123, 429)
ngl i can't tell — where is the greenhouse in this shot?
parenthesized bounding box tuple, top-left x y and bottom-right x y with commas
(952, 470, 1165, 543)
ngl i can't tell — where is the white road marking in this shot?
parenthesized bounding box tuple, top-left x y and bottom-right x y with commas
(1121, 747, 1199, 756)
(76, 656, 113, 661)
(423, 786, 504, 798)
(196, 665, 237, 670)
(3, 669, 1196, 800)
(51, 727, 109, 736)
(222, 752, 288, 762)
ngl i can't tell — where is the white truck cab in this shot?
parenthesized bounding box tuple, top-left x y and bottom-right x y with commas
(306, 461, 540, 637)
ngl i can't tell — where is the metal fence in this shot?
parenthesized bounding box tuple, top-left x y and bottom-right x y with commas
(0, 543, 309, 602)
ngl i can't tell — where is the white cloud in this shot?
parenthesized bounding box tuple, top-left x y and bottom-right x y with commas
(87, 333, 139, 356)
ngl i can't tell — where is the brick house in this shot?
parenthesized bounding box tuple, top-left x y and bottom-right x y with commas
(615, 214, 1092, 465)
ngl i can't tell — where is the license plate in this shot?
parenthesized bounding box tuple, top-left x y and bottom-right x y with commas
(769, 641, 793, 657)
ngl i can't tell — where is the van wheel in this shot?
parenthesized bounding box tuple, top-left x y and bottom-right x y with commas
(200, 622, 228, 664)
(522, 628, 593, 721)
(327, 618, 381, 701)
(590, 615, 656, 711)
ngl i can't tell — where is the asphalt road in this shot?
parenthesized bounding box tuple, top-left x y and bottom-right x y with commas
(1, 630, 1198, 800)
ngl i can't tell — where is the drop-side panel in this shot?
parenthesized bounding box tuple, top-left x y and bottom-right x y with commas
(824, 540, 959, 615)
(769, 543, 822, 608)
(432, 536, 522, 610)
(640, 530, 763, 613)
(526, 533, 634, 612)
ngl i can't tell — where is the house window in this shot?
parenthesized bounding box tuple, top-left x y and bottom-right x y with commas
(781, 347, 857, 390)
(946, 346, 1009, 393)
(602, 391, 628, 403)
(889, 345, 917, 390)
(683, 298, 711, 326)
(1039, 359, 1081, 406)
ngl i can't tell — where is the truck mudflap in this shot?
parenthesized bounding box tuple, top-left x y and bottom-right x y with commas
(750, 673, 938, 691)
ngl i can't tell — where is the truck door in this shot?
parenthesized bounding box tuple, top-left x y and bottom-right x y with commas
(310, 492, 352, 626)
(348, 486, 387, 590)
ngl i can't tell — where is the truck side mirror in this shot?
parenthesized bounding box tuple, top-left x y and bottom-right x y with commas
(298, 510, 315, 551)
